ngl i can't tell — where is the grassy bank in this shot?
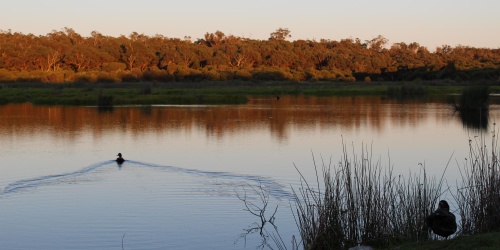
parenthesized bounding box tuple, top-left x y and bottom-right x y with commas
(387, 231, 500, 250)
(0, 82, 254, 105)
(1, 80, 499, 106)
(0, 81, 388, 106)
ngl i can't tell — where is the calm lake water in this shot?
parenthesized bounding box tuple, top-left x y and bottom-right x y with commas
(0, 96, 498, 249)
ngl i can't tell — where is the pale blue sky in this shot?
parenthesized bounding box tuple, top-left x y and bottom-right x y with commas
(1, 0, 499, 50)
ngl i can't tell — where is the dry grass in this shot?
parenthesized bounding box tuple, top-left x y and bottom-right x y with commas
(291, 141, 447, 249)
(454, 130, 500, 235)
(240, 135, 500, 250)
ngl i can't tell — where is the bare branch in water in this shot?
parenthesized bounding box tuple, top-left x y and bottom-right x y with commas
(235, 180, 288, 249)
(122, 233, 126, 250)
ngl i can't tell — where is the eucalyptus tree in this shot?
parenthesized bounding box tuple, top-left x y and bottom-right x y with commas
(269, 27, 291, 41)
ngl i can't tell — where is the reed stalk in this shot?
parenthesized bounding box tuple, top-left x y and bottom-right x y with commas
(454, 129, 500, 235)
(292, 141, 445, 249)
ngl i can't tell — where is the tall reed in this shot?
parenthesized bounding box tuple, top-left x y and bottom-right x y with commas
(292, 142, 445, 249)
(387, 82, 426, 98)
(454, 130, 500, 235)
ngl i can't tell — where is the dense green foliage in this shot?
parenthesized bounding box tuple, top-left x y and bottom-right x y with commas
(0, 28, 499, 83)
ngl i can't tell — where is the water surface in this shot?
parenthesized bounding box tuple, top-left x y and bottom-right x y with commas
(0, 96, 497, 249)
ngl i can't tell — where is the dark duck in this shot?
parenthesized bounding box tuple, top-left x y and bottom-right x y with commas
(116, 153, 125, 164)
(426, 200, 457, 238)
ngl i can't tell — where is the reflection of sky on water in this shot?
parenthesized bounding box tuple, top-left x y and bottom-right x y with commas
(0, 160, 296, 250)
(0, 96, 498, 249)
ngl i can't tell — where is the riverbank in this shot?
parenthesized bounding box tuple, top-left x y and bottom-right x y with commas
(386, 231, 500, 250)
(0, 80, 499, 106)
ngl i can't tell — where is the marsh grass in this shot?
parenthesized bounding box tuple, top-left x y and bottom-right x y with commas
(387, 82, 427, 98)
(292, 142, 446, 250)
(454, 130, 500, 235)
(1, 81, 496, 106)
(289, 134, 500, 249)
(140, 84, 152, 95)
(97, 94, 114, 107)
(0, 83, 249, 105)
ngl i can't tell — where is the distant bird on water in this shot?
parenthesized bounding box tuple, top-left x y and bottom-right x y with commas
(116, 153, 125, 164)
(426, 200, 457, 238)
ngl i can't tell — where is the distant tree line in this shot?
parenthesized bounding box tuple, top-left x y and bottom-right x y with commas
(0, 27, 499, 83)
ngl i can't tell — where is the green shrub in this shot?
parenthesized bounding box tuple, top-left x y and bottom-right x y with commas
(0, 69, 16, 82)
(120, 73, 138, 82)
(140, 84, 152, 94)
(102, 62, 127, 72)
(234, 69, 252, 80)
(75, 74, 93, 83)
(252, 68, 293, 81)
(218, 70, 234, 81)
(97, 94, 114, 107)
(96, 72, 119, 83)
(174, 68, 203, 81)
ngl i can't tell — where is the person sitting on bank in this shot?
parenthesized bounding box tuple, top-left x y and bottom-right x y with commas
(426, 200, 457, 238)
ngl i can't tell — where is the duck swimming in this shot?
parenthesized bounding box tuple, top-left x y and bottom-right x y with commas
(426, 200, 457, 238)
(116, 153, 125, 164)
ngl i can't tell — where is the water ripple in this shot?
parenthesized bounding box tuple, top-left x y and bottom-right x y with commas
(2, 161, 112, 195)
(1, 160, 293, 200)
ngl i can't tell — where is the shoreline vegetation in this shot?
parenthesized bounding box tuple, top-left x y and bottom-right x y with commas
(0, 28, 499, 85)
(1, 80, 500, 106)
(239, 133, 500, 250)
(1, 28, 499, 106)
